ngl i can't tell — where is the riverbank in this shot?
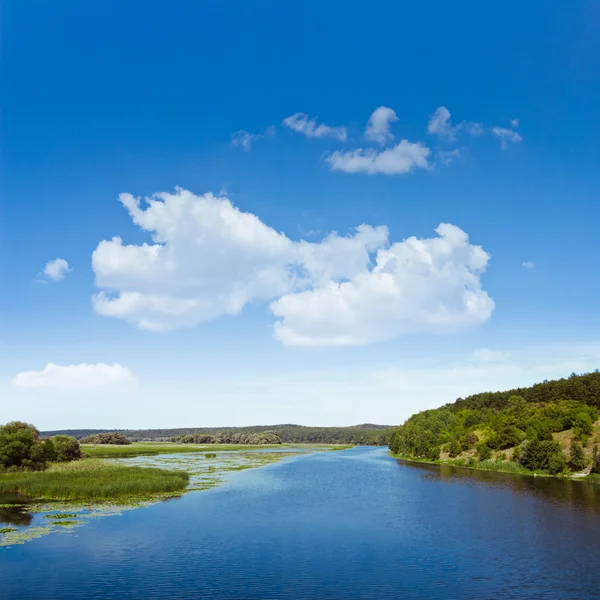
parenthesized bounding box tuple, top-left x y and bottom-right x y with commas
(390, 452, 600, 482)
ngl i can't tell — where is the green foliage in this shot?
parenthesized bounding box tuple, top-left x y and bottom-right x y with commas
(592, 446, 600, 475)
(174, 431, 283, 445)
(519, 439, 566, 472)
(49, 424, 393, 446)
(0, 459, 189, 500)
(79, 432, 132, 445)
(50, 435, 82, 462)
(0, 422, 48, 471)
(569, 441, 586, 471)
(476, 442, 492, 461)
(389, 372, 600, 477)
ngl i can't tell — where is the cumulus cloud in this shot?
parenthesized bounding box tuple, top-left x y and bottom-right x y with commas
(92, 188, 387, 332)
(522, 260, 535, 269)
(364, 106, 398, 145)
(492, 127, 523, 149)
(282, 113, 347, 141)
(92, 189, 493, 346)
(11, 363, 137, 393)
(510, 118, 520, 128)
(428, 107, 484, 141)
(231, 130, 263, 151)
(325, 141, 431, 175)
(271, 223, 494, 347)
(427, 106, 460, 141)
(43, 258, 71, 281)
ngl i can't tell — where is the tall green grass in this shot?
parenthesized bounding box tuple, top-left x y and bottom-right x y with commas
(0, 459, 189, 501)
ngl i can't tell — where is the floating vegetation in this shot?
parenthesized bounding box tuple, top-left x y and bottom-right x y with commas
(1, 446, 340, 548)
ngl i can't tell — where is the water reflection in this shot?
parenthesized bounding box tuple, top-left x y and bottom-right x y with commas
(398, 459, 600, 513)
(0, 494, 33, 527)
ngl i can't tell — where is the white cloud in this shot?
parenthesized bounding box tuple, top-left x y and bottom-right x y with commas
(231, 130, 263, 151)
(492, 126, 523, 149)
(428, 107, 485, 141)
(437, 148, 462, 165)
(282, 113, 347, 141)
(270, 223, 494, 347)
(325, 140, 431, 175)
(92, 188, 388, 333)
(510, 118, 520, 128)
(11, 363, 137, 393)
(43, 258, 70, 281)
(92, 189, 493, 346)
(364, 106, 398, 145)
(522, 260, 535, 269)
(427, 106, 460, 141)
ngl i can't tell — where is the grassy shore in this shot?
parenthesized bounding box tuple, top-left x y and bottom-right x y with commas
(0, 459, 189, 501)
(82, 442, 352, 458)
(391, 453, 600, 482)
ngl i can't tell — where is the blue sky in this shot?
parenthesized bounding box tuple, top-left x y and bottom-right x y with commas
(2, 1, 599, 429)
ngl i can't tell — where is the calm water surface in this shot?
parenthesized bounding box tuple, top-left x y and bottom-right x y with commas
(2, 447, 600, 599)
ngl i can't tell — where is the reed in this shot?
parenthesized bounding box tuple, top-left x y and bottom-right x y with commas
(0, 459, 189, 501)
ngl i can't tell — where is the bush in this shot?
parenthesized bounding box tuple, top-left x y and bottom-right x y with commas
(569, 441, 586, 471)
(591, 446, 600, 474)
(573, 412, 593, 441)
(476, 442, 492, 461)
(548, 451, 567, 475)
(80, 432, 132, 445)
(50, 435, 82, 462)
(0, 422, 48, 471)
(519, 439, 566, 472)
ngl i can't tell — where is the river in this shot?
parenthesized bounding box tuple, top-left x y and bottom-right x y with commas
(2, 446, 600, 599)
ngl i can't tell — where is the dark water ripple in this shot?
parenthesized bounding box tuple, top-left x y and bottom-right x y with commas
(2, 447, 600, 599)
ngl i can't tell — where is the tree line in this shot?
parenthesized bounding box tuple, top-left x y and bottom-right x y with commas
(45, 424, 393, 445)
(389, 371, 600, 476)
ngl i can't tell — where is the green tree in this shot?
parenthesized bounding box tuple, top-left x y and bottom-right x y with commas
(548, 451, 566, 475)
(569, 441, 586, 471)
(0, 422, 47, 471)
(520, 439, 565, 472)
(591, 446, 600, 474)
(573, 411, 593, 441)
(50, 435, 82, 462)
(476, 442, 492, 461)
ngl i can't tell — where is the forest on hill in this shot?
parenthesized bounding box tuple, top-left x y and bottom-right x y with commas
(389, 371, 600, 477)
(44, 424, 393, 446)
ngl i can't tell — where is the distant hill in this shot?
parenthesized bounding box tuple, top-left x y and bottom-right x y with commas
(43, 423, 394, 445)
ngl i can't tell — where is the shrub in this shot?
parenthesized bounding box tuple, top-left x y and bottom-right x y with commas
(591, 446, 600, 475)
(548, 451, 567, 475)
(0, 422, 48, 471)
(448, 438, 462, 457)
(50, 435, 82, 462)
(569, 441, 586, 471)
(519, 439, 566, 472)
(476, 442, 492, 461)
(573, 412, 593, 441)
(80, 432, 132, 445)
